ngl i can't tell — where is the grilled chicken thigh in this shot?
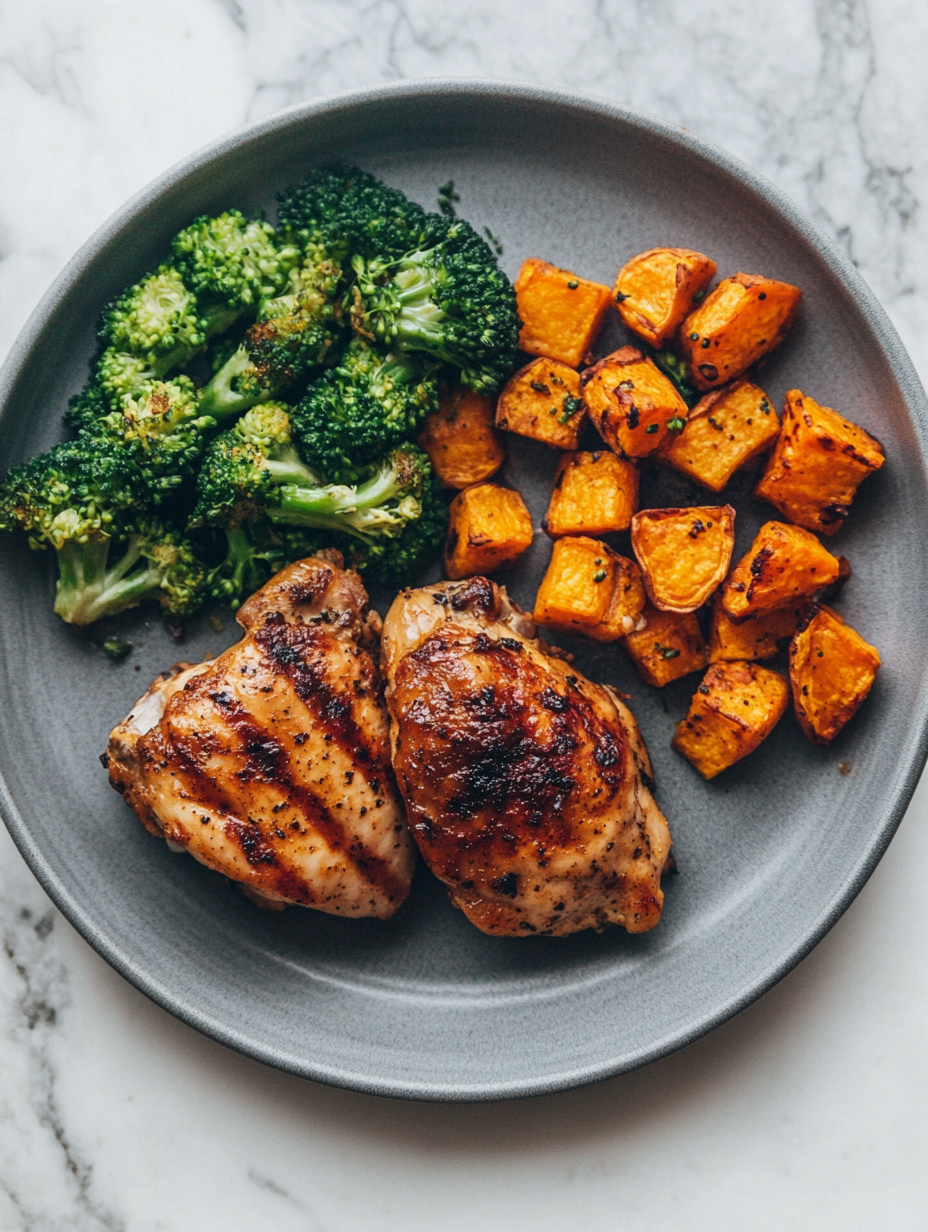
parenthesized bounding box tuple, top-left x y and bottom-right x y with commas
(106, 552, 414, 916)
(382, 575, 672, 936)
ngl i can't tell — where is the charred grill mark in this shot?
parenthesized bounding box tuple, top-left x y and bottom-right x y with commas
(254, 622, 390, 779)
(210, 688, 407, 906)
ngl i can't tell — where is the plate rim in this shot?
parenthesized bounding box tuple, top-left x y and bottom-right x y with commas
(2, 77, 927, 1102)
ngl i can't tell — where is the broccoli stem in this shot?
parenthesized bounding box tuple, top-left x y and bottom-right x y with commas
(262, 451, 320, 487)
(268, 464, 412, 541)
(53, 534, 168, 625)
(198, 345, 264, 420)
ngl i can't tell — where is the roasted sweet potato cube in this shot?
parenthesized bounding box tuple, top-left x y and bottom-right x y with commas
(496, 358, 585, 449)
(582, 346, 689, 460)
(614, 247, 717, 348)
(515, 258, 612, 366)
(623, 604, 708, 687)
(789, 605, 880, 745)
(679, 273, 802, 391)
(533, 537, 646, 643)
(445, 483, 533, 580)
(418, 384, 507, 489)
(672, 661, 789, 779)
(721, 521, 841, 622)
(544, 451, 639, 537)
(755, 389, 884, 534)
(658, 378, 780, 491)
(631, 505, 736, 613)
(708, 595, 810, 663)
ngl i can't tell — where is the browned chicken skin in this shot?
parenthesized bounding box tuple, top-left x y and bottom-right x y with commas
(106, 552, 415, 917)
(382, 576, 672, 937)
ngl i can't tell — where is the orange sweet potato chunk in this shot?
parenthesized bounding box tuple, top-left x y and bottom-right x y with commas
(533, 536, 646, 643)
(496, 358, 585, 449)
(445, 483, 533, 580)
(418, 384, 507, 489)
(658, 378, 780, 492)
(789, 605, 880, 745)
(679, 273, 802, 390)
(755, 389, 884, 534)
(544, 450, 639, 538)
(708, 595, 810, 663)
(582, 346, 689, 459)
(672, 661, 790, 779)
(623, 603, 708, 687)
(515, 258, 612, 366)
(614, 247, 717, 348)
(631, 505, 736, 613)
(721, 521, 841, 622)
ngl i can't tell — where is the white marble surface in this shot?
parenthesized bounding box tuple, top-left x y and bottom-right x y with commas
(1, 2, 928, 1228)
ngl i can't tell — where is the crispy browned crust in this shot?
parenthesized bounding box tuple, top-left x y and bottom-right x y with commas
(383, 576, 672, 937)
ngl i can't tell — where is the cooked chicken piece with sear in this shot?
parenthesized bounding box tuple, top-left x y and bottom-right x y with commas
(382, 575, 672, 937)
(106, 551, 414, 916)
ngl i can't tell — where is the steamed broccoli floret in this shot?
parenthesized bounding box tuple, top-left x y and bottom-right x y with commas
(0, 439, 205, 624)
(172, 210, 301, 313)
(84, 376, 218, 502)
(291, 337, 439, 481)
(65, 381, 112, 434)
(99, 264, 204, 370)
(204, 520, 295, 608)
(277, 165, 428, 262)
(199, 242, 344, 419)
(351, 214, 519, 392)
(94, 263, 237, 409)
(340, 463, 448, 586)
(192, 403, 438, 578)
(52, 517, 205, 625)
(190, 403, 321, 529)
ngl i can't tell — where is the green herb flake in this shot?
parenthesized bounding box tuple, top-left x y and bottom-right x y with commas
(558, 395, 583, 424)
(667, 416, 685, 432)
(660, 646, 680, 659)
(567, 280, 579, 290)
(689, 332, 699, 341)
(483, 226, 504, 256)
(593, 569, 607, 583)
(101, 638, 132, 661)
(644, 423, 659, 434)
(437, 179, 461, 217)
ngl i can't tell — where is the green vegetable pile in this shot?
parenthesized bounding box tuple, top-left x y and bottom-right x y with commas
(0, 167, 519, 625)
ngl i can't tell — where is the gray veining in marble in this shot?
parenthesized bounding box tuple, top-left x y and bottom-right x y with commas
(1, 2, 927, 1229)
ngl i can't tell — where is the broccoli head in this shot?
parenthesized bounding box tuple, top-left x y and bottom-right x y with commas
(172, 210, 301, 313)
(198, 242, 345, 419)
(277, 165, 428, 262)
(351, 214, 519, 392)
(190, 402, 321, 530)
(291, 337, 439, 481)
(98, 264, 204, 369)
(84, 376, 217, 503)
(0, 438, 205, 624)
(65, 381, 112, 434)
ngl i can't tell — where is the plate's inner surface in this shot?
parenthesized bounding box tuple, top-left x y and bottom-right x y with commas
(1, 88, 925, 1098)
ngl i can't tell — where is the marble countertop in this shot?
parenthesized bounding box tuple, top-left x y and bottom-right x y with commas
(2, 2, 928, 1228)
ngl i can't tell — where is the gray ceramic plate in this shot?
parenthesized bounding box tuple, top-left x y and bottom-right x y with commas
(2, 81, 927, 1102)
